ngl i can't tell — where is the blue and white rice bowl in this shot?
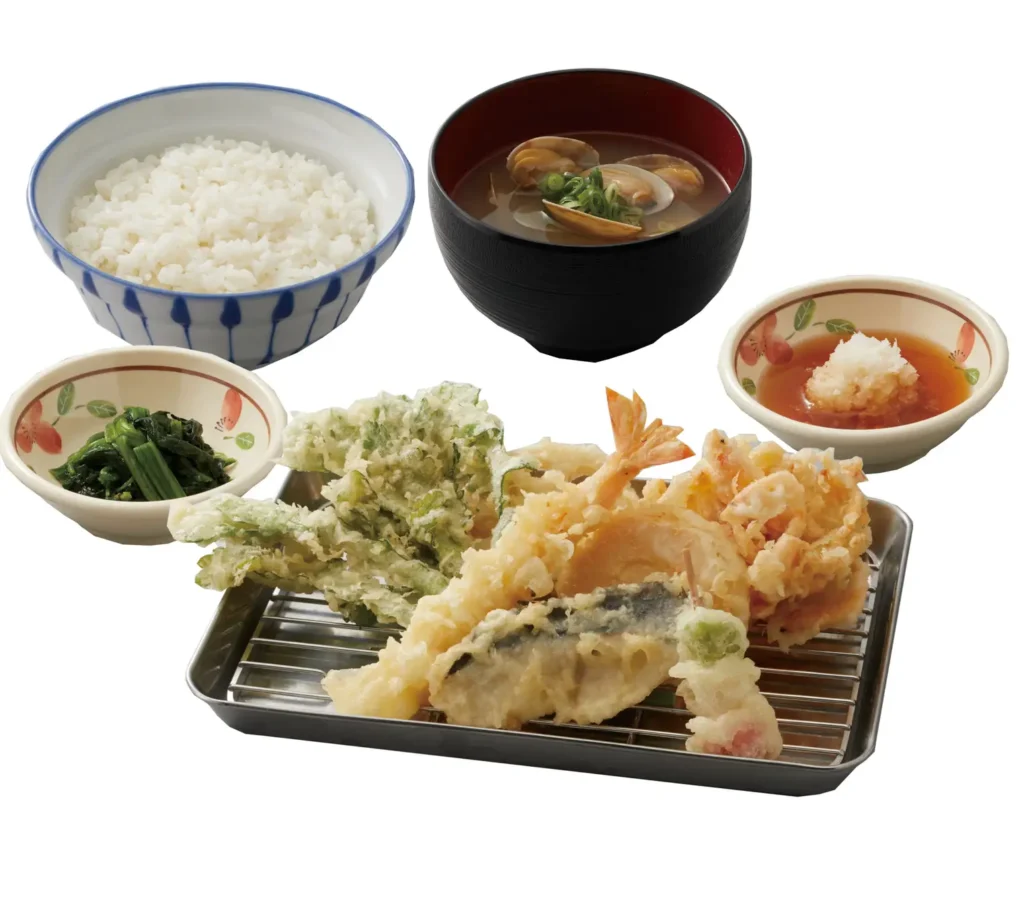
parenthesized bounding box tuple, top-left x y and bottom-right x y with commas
(28, 83, 414, 370)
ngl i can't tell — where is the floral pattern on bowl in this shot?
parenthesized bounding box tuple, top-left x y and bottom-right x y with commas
(13, 371, 271, 485)
(734, 290, 992, 402)
(1, 346, 287, 544)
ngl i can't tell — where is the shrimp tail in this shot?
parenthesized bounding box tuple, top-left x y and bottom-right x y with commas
(605, 388, 694, 471)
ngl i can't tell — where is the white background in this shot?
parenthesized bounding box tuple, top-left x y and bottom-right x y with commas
(1, 2, 1020, 904)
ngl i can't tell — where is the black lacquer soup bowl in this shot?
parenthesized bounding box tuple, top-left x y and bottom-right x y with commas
(429, 69, 752, 361)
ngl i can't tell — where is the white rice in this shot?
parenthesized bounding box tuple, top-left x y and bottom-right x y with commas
(805, 332, 919, 414)
(65, 138, 377, 294)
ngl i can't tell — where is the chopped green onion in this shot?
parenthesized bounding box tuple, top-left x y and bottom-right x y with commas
(543, 167, 643, 226)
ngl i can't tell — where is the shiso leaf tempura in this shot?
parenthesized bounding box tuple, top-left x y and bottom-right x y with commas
(170, 383, 536, 626)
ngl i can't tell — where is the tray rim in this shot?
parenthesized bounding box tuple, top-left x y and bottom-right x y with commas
(185, 473, 912, 786)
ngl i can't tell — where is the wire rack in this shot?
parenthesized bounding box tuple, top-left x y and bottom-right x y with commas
(225, 549, 880, 768)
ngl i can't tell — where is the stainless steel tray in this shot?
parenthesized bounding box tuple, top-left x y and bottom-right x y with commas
(188, 471, 912, 796)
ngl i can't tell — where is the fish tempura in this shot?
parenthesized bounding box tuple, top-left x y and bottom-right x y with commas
(430, 582, 687, 729)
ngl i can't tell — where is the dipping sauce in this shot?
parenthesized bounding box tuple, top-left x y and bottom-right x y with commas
(758, 331, 970, 429)
(451, 132, 730, 246)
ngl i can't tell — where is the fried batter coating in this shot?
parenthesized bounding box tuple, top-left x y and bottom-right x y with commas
(671, 607, 784, 759)
(556, 505, 750, 623)
(430, 582, 685, 729)
(661, 431, 870, 648)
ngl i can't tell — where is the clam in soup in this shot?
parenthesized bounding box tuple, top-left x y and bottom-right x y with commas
(451, 132, 730, 245)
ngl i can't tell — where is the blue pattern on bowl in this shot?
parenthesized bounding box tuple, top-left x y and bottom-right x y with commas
(303, 277, 342, 347)
(358, 255, 376, 286)
(170, 296, 192, 347)
(260, 291, 296, 366)
(123, 288, 153, 343)
(28, 83, 415, 371)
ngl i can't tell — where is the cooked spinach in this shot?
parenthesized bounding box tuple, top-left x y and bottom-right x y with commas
(50, 407, 236, 502)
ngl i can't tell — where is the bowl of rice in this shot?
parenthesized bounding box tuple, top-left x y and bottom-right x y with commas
(719, 276, 1009, 472)
(28, 83, 414, 370)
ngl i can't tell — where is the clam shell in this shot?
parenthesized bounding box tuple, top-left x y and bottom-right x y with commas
(541, 201, 642, 241)
(506, 136, 600, 188)
(586, 163, 674, 214)
(618, 154, 704, 198)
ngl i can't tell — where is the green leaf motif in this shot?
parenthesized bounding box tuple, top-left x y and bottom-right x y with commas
(825, 318, 857, 335)
(57, 383, 75, 416)
(964, 368, 980, 385)
(741, 377, 757, 396)
(86, 400, 118, 418)
(235, 432, 255, 450)
(793, 298, 816, 331)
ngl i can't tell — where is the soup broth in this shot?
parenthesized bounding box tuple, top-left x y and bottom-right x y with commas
(451, 132, 730, 246)
(758, 331, 970, 429)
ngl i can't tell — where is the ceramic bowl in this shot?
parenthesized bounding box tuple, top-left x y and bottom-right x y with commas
(0, 346, 287, 544)
(429, 69, 751, 361)
(719, 276, 1009, 471)
(28, 83, 414, 370)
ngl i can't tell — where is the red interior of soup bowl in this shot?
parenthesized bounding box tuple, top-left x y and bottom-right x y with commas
(433, 70, 747, 194)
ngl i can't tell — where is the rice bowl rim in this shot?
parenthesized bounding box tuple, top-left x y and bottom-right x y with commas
(27, 82, 415, 301)
(718, 274, 1010, 445)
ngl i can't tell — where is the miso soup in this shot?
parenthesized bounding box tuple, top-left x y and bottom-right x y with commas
(451, 131, 730, 246)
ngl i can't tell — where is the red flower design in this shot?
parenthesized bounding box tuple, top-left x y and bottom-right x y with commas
(953, 322, 975, 364)
(216, 387, 242, 432)
(739, 312, 793, 366)
(15, 399, 62, 455)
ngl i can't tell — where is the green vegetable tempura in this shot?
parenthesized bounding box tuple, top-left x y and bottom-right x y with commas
(51, 407, 234, 502)
(680, 616, 744, 666)
(170, 383, 536, 627)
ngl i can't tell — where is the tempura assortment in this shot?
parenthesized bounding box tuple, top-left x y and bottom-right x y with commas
(171, 383, 872, 761)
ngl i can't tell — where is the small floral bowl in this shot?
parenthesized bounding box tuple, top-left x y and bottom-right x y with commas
(0, 346, 287, 544)
(719, 276, 1009, 471)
